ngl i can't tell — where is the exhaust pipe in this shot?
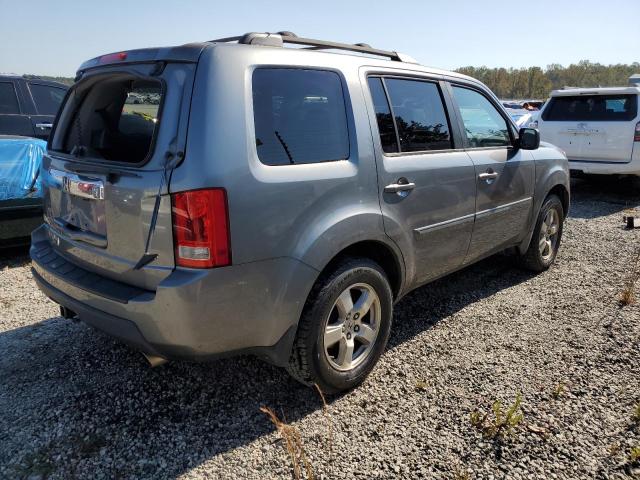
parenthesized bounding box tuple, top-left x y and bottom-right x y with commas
(143, 352, 168, 368)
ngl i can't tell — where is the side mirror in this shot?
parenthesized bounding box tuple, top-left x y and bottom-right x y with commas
(518, 127, 540, 150)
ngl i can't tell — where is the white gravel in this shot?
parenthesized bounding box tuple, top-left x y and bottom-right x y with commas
(1, 177, 639, 480)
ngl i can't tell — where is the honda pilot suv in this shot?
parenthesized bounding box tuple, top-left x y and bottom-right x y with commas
(31, 32, 570, 392)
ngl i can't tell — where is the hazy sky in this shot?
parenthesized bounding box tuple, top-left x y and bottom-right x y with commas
(1, 0, 638, 77)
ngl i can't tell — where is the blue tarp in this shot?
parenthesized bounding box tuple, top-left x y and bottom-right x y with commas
(0, 137, 47, 200)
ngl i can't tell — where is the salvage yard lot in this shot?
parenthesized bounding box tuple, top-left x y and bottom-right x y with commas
(1, 178, 639, 480)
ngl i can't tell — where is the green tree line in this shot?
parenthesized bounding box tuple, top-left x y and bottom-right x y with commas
(455, 60, 640, 99)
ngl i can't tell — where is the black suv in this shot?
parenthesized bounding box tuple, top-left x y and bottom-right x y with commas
(0, 75, 68, 140)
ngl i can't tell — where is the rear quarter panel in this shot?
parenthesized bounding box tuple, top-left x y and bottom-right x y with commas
(171, 45, 388, 274)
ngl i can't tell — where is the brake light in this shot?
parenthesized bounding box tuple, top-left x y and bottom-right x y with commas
(635, 122, 640, 142)
(99, 52, 127, 64)
(171, 188, 231, 268)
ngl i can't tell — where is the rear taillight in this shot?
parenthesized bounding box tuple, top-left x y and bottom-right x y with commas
(635, 122, 640, 142)
(171, 188, 231, 268)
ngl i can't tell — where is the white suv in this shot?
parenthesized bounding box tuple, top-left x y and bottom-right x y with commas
(537, 84, 640, 176)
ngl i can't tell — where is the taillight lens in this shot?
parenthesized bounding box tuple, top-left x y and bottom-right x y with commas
(635, 122, 640, 142)
(171, 188, 231, 268)
(99, 52, 127, 64)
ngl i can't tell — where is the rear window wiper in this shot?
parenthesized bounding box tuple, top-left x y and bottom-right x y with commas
(274, 130, 295, 164)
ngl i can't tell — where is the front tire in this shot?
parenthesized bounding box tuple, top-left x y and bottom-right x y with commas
(287, 257, 393, 394)
(518, 194, 564, 272)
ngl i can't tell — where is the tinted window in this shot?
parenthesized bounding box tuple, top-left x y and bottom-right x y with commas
(0, 82, 20, 114)
(253, 69, 349, 166)
(367, 77, 398, 153)
(384, 79, 452, 152)
(29, 84, 66, 115)
(452, 87, 511, 148)
(542, 94, 638, 121)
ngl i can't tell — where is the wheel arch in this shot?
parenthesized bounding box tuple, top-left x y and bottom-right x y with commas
(315, 239, 405, 300)
(518, 178, 570, 255)
(548, 183, 570, 218)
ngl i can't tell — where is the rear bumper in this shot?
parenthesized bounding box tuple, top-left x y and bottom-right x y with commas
(568, 155, 640, 176)
(30, 225, 318, 366)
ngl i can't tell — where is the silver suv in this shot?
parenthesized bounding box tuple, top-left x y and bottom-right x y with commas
(31, 32, 569, 392)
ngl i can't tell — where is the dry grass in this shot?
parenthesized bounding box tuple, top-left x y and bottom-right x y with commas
(452, 463, 471, 480)
(260, 406, 314, 480)
(552, 383, 566, 399)
(314, 384, 333, 456)
(415, 379, 429, 392)
(619, 247, 640, 306)
(259, 385, 334, 480)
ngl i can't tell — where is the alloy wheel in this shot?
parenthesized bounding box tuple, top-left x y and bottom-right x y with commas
(323, 283, 381, 372)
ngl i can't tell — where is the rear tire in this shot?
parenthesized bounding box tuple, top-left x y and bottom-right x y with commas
(287, 257, 393, 394)
(518, 194, 564, 272)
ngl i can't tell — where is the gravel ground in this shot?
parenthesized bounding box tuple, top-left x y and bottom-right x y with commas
(1, 177, 639, 480)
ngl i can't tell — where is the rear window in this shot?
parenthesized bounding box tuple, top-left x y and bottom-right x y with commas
(542, 94, 638, 121)
(29, 83, 67, 115)
(252, 68, 350, 166)
(54, 75, 162, 164)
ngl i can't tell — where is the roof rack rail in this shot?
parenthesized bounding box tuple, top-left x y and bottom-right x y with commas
(208, 32, 417, 63)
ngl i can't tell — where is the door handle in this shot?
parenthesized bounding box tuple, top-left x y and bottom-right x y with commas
(35, 123, 53, 129)
(384, 179, 415, 193)
(478, 171, 499, 181)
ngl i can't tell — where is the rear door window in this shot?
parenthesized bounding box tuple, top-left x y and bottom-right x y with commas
(28, 83, 67, 115)
(367, 77, 399, 153)
(452, 86, 511, 148)
(54, 76, 162, 164)
(383, 78, 452, 152)
(542, 94, 638, 121)
(252, 68, 350, 166)
(0, 82, 20, 114)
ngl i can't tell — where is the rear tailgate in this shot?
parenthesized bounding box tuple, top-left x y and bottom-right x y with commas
(540, 93, 638, 163)
(538, 120, 586, 160)
(41, 49, 202, 291)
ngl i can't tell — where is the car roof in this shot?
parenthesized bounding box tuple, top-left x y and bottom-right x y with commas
(550, 86, 640, 96)
(210, 42, 482, 85)
(77, 33, 484, 89)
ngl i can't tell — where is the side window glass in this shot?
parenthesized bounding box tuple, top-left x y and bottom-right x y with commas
(384, 78, 452, 152)
(367, 77, 398, 153)
(0, 82, 20, 114)
(452, 86, 511, 148)
(252, 68, 350, 166)
(29, 84, 66, 115)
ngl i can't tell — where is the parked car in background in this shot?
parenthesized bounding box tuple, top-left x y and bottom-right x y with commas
(522, 100, 544, 111)
(30, 32, 570, 393)
(0, 75, 68, 140)
(502, 100, 545, 111)
(507, 108, 538, 128)
(0, 135, 46, 247)
(537, 81, 640, 176)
